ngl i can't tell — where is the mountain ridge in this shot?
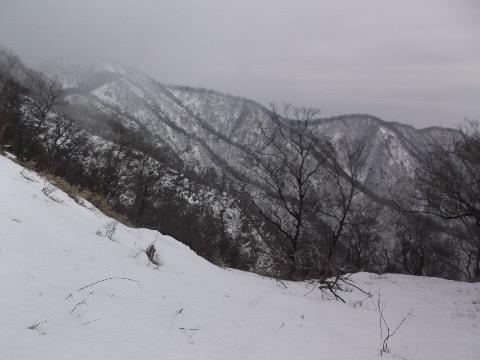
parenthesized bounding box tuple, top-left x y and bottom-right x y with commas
(43, 58, 458, 231)
(2, 50, 467, 278)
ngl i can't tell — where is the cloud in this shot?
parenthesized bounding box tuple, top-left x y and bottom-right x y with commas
(1, 0, 479, 128)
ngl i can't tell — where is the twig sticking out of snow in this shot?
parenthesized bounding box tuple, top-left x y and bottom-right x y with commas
(20, 168, 37, 182)
(375, 293, 413, 356)
(169, 307, 184, 330)
(319, 273, 372, 303)
(28, 319, 47, 329)
(275, 322, 285, 334)
(69, 293, 92, 315)
(82, 319, 100, 326)
(77, 277, 141, 292)
(247, 298, 261, 310)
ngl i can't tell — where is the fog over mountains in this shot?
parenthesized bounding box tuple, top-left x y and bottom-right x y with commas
(2, 1, 479, 128)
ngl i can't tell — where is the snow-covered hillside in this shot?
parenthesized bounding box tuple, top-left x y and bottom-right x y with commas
(0, 154, 479, 359)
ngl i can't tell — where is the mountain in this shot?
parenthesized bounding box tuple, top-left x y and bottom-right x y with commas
(38, 59, 464, 275)
(1, 153, 479, 360)
(44, 60, 454, 199)
(3, 51, 468, 279)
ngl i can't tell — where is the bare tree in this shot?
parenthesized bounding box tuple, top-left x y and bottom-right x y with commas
(23, 71, 62, 122)
(413, 120, 480, 277)
(131, 155, 162, 226)
(314, 138, 372, 274)
(0, 51, 28, 145)
(0, 75, 26, 145)
(98, 118, 143, 202)
(241, 104, 327, 277)
(343, 200, 383, 272)
(39, 113, 89, 174)
(18, 65, 63, 157)
(390, 212, 442, 276)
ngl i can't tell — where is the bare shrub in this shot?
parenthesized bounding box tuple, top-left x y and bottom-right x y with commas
(374, 293, 413, 356)
(145, 243, 162, 266)
(103, 221, 117, 241)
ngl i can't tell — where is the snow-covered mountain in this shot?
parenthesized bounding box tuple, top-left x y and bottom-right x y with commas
(1, 154, 479, 360)
(35, 60, 465, 274)
(4, 50, 467, 278)
(45, 60, 454, 200)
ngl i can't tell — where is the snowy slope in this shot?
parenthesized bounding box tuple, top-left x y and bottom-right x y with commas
(0, 154, 479, 360)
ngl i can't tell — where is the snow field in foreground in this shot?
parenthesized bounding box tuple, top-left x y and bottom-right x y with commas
(0, 155, 479, 360)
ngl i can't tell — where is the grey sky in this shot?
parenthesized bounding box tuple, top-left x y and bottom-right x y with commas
(1, 0, 479, 128)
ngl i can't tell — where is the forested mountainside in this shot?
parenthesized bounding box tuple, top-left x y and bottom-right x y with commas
(2, 49, 479, 281)
(44, 60, 454, 197)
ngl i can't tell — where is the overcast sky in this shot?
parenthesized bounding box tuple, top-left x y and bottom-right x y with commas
(1, 0, 479, 128)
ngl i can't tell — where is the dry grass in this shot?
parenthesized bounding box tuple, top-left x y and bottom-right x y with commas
(40, 172, 133, 227)
(6, 155, 133, 227)
(467, 276, 480, 283)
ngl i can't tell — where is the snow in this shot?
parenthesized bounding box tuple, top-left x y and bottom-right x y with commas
(0, 155, 479, 359)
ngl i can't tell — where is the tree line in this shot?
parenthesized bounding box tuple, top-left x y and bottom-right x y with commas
(236, 103, 480, 282)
